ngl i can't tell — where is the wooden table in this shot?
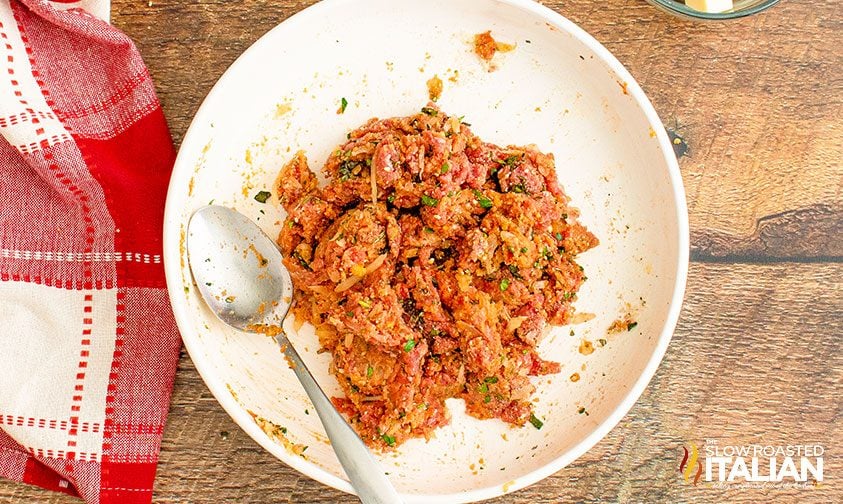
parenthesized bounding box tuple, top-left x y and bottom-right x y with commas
(2, 0, 840, 502)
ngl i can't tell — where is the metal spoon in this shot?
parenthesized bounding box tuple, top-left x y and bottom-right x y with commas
(186, 205, 402, 504)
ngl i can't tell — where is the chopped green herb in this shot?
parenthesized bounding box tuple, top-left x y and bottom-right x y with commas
(292, 251, 312, 271)
(367, 365, 374, 378)
(529, 413, 544, 430)
(520, 247, 528, 253)
(421, 106, 438, 116)
(512, 183, 525, 193)
(555, 232, 563, 241)
(339, 97, 348, 114)
(424, 227, 435, 233)
(403, 339, 416, 352)
(287, 220, 294, 228)
(208, 199, 215, 205)
(429, 328, 441, 337)
(502, 154, 522, 167)
(569, 330, 575, 336)
(483, 395, 492, 404)
(305, 409, 309, 415)
(205, 282, 212, 286)
(382, 434, 396, 446)
(479, 383, 489, 394)
(421, 194, 438, 207)
(387, 193, 396, 203)
(254, 190, 271, 203)
(440, 162, 450, 174)
(500, 278, 510, 291)
(473, 189, 493, 209)
(627, 321, 638, 331)
(280, 426, 287, 434)
(338, 160, 357, 181)
(597, 338, 607, 347)
(484, 376, 499, 384)
(358, 298, 372, 309)
(346, 311, 354, 318)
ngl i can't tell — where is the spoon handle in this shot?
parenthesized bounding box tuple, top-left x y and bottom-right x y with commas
(275, 334, 403, 504)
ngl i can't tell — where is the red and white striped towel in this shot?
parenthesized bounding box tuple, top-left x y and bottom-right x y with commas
(0, 1, 181, 502)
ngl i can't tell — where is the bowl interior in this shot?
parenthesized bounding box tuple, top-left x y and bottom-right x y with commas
(163, 0, 688, 501)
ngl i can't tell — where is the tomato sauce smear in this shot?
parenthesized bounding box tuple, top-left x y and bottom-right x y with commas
(274, 105, 597, 449)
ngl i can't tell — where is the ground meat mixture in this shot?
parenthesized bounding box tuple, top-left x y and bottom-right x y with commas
(274, 105, 597, 449)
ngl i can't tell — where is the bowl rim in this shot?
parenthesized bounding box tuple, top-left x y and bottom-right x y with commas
(645, 0, 781, 20)
(162, 0, 690, 501)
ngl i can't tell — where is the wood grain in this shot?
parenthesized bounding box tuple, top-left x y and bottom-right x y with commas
(1, 0, 840, 502)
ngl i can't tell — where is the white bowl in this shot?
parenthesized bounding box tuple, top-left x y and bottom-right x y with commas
(163, 0, 689, 501)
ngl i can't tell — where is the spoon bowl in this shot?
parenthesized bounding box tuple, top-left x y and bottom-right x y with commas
(187, 205, 293, 331)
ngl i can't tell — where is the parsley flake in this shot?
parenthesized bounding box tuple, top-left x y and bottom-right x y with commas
(421, 194, 438, 207)
(403, 339, 416, 352)
(254, 190, 271, 203)
(473, 190, 492, 209)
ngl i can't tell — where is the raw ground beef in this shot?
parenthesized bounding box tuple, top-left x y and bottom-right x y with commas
(275, 104, 597, 449)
